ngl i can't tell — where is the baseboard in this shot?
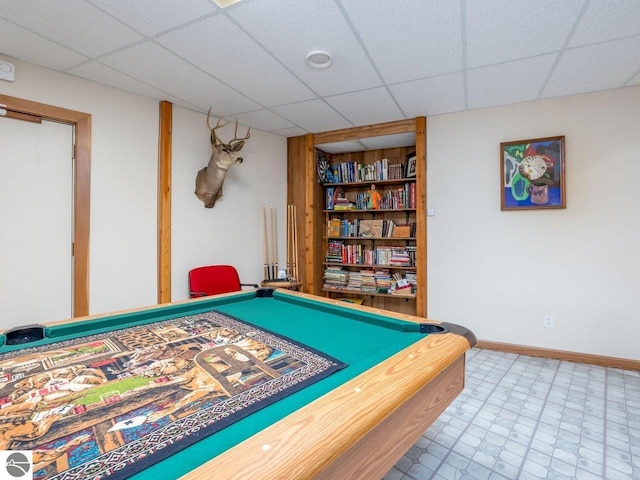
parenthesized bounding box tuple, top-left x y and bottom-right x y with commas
(476, 340, 640, 371)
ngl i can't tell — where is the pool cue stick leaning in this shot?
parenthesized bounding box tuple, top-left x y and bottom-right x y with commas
(271, 207, 276, 280)
(274, 207, 279, 277)
(286, 205, 291, 279)
(263, 206, 269, 280)
(292, 204, 298, 281)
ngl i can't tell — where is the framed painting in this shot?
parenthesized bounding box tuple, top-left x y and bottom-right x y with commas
(500, 136, 565, 210)
(405, 152, 417, 178)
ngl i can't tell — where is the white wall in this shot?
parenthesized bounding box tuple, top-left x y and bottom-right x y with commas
(0, 57, 287, 315)
(427, 86, 640, 360)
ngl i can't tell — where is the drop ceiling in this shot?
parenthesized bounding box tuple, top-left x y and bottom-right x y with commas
(1, 0, 639, 148)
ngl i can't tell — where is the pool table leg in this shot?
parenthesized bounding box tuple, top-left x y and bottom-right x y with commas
(315, 355, 466, 480)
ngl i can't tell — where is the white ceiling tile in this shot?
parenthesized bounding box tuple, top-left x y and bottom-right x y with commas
(67, 61, 192, 106)
(325, 88, 404, 127)
(467, 55, 557, 109)
(0, 19, 87, 70)
(466, 0, 585, 68)
(359, 133, 416, 151)
(233, 109, 295, 132)
(316, 140, 364, 154)
(389, 73, 465, 117)
(156, 15, 315, 106)
(570, 0, 640, 47)
(0, 0, 142, 57)
(271, 99, 352, 132)
(88, 0, 218, 36)
(271, 126, 308, 138)
(228, 0, 381, 96)
(100, 41, 259, 115)
(542, 37, 640, 99)
(340, 0, 462, 83)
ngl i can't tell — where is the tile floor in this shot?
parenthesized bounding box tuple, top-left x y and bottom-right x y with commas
(383, 348, 640, 480)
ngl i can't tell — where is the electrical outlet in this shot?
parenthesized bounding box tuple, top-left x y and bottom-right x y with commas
(544, 315, 554, 328)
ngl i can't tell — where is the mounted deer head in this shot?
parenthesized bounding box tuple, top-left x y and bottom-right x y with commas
(195, 107, 251, 208)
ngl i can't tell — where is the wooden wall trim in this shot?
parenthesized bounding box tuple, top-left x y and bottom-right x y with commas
(0, 94, 91, 317)
(314, 118, 416, 144)
(414, 116, 427, 317)
(157, 101, 172, 304)
(477, 340, 640, 371)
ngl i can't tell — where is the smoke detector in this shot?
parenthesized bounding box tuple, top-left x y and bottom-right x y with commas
(0, 61, 15, 82)
(305, 50, 333, 70)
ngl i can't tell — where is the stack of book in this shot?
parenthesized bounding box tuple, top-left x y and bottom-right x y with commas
(323, 267, 349, 289)
(346, 270, 363, 290)
(374, 269, 392, 293)
(325, 240, 344, 263)
(360, 269, 377, 293)
(390, 249, 412, 267)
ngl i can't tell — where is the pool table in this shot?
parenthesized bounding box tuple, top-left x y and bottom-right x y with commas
(0, 289, 475, 480)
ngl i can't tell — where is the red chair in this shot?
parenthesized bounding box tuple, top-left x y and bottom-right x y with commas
(188, 265, 258, 298)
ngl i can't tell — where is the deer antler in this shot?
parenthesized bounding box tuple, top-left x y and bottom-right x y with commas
(229, 119, 251, 147)
(206, 107, 230, 147)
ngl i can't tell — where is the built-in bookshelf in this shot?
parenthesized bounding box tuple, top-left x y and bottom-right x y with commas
(286, 117, 426, 317)
(321, 155, 420, 307)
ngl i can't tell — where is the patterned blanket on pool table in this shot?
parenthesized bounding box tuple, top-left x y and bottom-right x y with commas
(0, 310, 346, 480)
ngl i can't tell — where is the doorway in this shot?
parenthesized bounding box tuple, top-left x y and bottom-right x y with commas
(0, 94, 91, 321)
(0, 118, 73, 327)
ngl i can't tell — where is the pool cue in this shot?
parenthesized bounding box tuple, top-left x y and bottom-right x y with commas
(286, 205, 290, 279)
(292, 204, 298, 281)
(271, 207, 276, 280)
(288, 205, 294, 279)
(263, 206, 269, 280)
(274, 207, 279, 277)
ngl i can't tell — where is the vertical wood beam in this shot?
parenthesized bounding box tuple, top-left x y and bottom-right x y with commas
(74, 114, 92, 317)
(157, 101, 172, 304)
(287, 134, 319, 294)
(414, 116, 427, 317)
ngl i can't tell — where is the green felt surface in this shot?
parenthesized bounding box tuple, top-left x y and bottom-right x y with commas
(1, 291, 426, 479)
(133, 292, 424, 479)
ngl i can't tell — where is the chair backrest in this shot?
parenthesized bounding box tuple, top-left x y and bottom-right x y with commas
(188, 265, 242, 297)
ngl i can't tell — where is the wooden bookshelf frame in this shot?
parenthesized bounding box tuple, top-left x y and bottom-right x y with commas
(287, 117, 427, 317)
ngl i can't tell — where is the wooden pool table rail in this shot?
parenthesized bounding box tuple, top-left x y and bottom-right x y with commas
(0, 290, 472, 480)
(183, 290, 473, 480)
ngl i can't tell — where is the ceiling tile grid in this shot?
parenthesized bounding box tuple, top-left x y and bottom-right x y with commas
(0, 0, 143, 57)
(87, 0, 219, 37)
(0, 18, 88, 70)
(569, 0, 640, 46)
(467, 54, 558, 110)
(271, 98, 352, 133)
(67, 61, 194, 108)
(1, 0, 639, 144)
(542, 36, 640, 99)
(324, 87, 404, 126)
(99, 41, 259, 115)
(227, 0, 383, 96)
(465, 0, 586, 68)
(155, 14, 315, 107)
(339, 0, 463, 83)
(389, 73, 466, 117)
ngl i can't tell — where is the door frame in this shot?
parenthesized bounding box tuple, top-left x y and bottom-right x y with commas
(0, 94, 91, 317)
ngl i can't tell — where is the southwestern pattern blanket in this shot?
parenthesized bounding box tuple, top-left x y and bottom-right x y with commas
(0, 310, 346, 479)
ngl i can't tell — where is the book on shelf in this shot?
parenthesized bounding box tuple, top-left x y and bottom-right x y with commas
(327, 218, 341, 237)
(391, 224, 411, 238)
(326, 187, 334, 210)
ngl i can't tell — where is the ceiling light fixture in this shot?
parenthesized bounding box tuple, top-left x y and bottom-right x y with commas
(212, 0, 243, 8)
(305, 50, 333, 70)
